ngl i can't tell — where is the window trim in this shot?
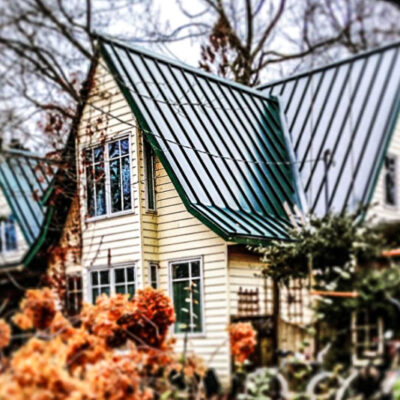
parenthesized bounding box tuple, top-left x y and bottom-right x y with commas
(148, 262, 159, 289)
(143, 139, 157, 213)
(0, 216, 18, 254)
(88, 263, 137, 304)
(383, 153, 398, 209)
(168, 256, 205, 337)
(83, 134, 135, 222)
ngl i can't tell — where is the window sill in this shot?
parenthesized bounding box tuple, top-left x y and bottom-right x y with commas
(145, 209, 157, 215)
(86, 209, 135, 223)
(383, 203, 398, 211)
(173, 331, 206, 339)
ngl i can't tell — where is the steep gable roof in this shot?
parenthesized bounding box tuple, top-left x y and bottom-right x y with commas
(259, 42, 400, 216)
(0, 148, 56, 265)
(97, 35, 304, 244)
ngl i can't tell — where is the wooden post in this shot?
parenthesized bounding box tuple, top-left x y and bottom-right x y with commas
(272, 278, 280, 365)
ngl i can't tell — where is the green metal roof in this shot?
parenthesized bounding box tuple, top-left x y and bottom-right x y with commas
(259, 41, 400, 216)
(98, 35, 304, 243)
(0, 148, 56, 266)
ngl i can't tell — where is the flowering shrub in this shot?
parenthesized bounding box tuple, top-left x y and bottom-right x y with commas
(0, 287, 208, 400)
(229, 322, 257, 364)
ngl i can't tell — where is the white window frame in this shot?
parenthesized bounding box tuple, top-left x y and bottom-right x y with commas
(148, 262, 159, 289)
(168, 256, 205, 337)
(88, 264, 136, 304)
(0, 217, 18, 254)
(384, 153, 397, 208)
(84, 133, 134, 221)
(143, 138, 157, 212)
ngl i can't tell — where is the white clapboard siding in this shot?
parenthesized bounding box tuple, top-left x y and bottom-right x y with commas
(370, 115, 400, 221)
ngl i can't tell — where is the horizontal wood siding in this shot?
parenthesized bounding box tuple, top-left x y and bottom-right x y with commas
(77, 63, 144, 299)
(139, 134, 231, 383)
(370, 115, 400, 221)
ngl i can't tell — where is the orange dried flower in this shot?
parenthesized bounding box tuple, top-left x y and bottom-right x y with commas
(0, 319, 11, 349)
(229, 322, 257, 364)
(13, 288, 56, 330)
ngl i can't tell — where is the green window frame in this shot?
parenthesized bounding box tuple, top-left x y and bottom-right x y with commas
(170, 258, 203, 334)
(90, 265, 136, 303)
(144, 140, 156, 211)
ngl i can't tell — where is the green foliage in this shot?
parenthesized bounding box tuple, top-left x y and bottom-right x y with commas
(253, 211, 384, 285)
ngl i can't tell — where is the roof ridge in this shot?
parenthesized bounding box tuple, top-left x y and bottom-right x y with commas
(94, 32, 275, 101)
(258, 40, 400, 90)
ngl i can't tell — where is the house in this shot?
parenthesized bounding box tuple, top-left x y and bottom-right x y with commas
(0, 144, 58, 310)
(47, 36, 400, 383)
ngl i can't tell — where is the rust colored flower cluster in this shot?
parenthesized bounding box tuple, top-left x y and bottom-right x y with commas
(229, 322, 257, 364)
(0, 319, 10, 350)
(13, 288, 56, 330)
(0, 286, 199, 400)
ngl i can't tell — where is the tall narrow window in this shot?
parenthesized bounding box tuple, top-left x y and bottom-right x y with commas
(85, 146, 106, 217)
(85, 137, 132, 218)
(384, 154, 397, 207)
(144, 140, 156, 211)
(108, 138, 132, 213)
(66, 275, 83, 316)
(148, 263, 159, 289)
(170, 259, 203, 334)
(90, 265, 136, 303)
(0, 217, 17, 253)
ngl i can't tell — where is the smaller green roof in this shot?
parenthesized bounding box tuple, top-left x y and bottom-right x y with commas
(0, 148, 56, 265)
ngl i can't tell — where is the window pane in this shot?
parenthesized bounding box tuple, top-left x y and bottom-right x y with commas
(85, 149, 92, 163)
(92, 288, 99, 303)
(191, 261, 200, 277)
(192, 279, 202, 332)
(5, 219, 17, 251)
(173, 280, 191, 333)
(385, 156, 397, 206)
(91, 271, 98, 286)
(115, 268, 125, 283)
(127, 267, 135, 282)
(120, 138, 129, 155)
(101, 287, 110, 296)
(109, 159, 122, 212)
(95, 163, 106, 216)
(100, 270, 109, 285)
(68, 277, 76, 291)
(94, 146, 104, 162)
(173, 262, 189, 279)
(116, 285, 126, 294)
(127, 284, 135, 298)
(122, 156, 132, 210)
(86, 166, 95, 217)
(150, 265, 158, 288)
(108, 141, 120, 158)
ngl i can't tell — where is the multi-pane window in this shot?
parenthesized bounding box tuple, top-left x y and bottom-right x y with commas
(144, 140, 156, 211)
(90, 265, 135, 303)
(351, 311, 384, 366)
(384, 154, 397, 206)
(148, 263, 159, 289)
(0, 217, 17, 253)
(66, 275, 83, 316)
(170, 259, 203, 334)
(85, 137, 132, 218)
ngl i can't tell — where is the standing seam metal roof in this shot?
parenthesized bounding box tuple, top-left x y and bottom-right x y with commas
(259, 41, 400, 216)
(98, 36, 304, 243)
(0, 149, 56, 249)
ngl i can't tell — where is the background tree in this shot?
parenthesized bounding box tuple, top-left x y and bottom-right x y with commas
(0, 0, 153, 150)
(150, 0, 400, 86)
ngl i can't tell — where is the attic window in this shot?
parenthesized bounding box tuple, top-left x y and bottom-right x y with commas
(85, 137, 132, 218)
(144, 140, 156, 211)
(0, 217, 17, 252)
(384, 154, 397, 207)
